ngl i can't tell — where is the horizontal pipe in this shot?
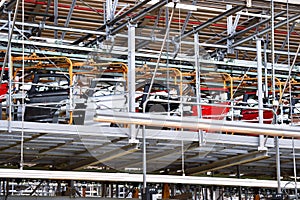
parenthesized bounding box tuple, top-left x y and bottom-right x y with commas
(0, 20, 106, 35)
(0, 168, 298, 188)
(94, 111, 300, 138)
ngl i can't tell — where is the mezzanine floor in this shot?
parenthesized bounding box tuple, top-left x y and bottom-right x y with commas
(0, 116, 299, 184)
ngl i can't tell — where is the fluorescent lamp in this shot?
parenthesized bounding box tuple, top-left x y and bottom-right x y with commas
(148, 0, 197, 11)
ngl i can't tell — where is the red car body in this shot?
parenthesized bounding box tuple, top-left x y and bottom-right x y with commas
(0, 68, 9, 102)
(240, 92, 274, 124)
(190, 88, 230, 120)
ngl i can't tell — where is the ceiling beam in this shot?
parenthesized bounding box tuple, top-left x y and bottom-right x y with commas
(232, 13, 300, 48)
(119, 142, 199, 170)
(72, 0, 153, 45)
(275, 21, 297, 63)
(37, 0, 51, 37)
(0, 132, 46, 151)
(177, 5, 245, 42)
(27, 0, 47, 22)
(60, 0, 76, 40)
(66, 144, 138, 170)
(185, 150, 269, 175)
(87, 0, 170, 46)
(215, 11, 286, 44)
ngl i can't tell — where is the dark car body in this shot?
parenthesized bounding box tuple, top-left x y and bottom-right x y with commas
(135, 83, 180, 114)
(24, 73, 70, 123)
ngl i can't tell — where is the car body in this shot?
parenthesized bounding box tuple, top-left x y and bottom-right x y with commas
(190, 87, 230, 120)
(238, 92, 274, 124)
(73, 76, 127, 126)
(22, 73, 70, 123)
(135, 83, 180, 114)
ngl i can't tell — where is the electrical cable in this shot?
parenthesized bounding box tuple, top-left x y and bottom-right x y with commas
(275, 41, 300, 114)
(0, 0, 20, 83)
(145, 1, 176, 101)
(19, 0, 24, 171)
(178, 5, 185, 177)
(287, 2, 298, 198)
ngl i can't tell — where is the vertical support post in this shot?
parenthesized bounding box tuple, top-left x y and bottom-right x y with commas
(171, 184, 175, 198)
(212, 186, 216, 200)
(142, 125, 147, 199)
(133, 187, 139, 198)
(127, 22, 138, 144)
(237, 165, 242, 200)
(162, 183, 170, 199)
(194, 187, 198, 200)
(256, 38, 265, 149)
(271, 0, 276, 100)
(110, 183, 113, 198)
(257, 38, 263, 124)
(101, 183, 107, 197)
(82, 185, 86, 197)
(271, 0, 281, 193)
(226, 5, 234, 54)
(194, 31, 204, 146)
(116, 184, 119, 198)
(264, 41, 269, 101)
(106, 0, 113, 21)
(275, 136, 281, 194)
(246, 0, 252, 7)
(54, 0, 58, 39)
(70, 180, 74, 197)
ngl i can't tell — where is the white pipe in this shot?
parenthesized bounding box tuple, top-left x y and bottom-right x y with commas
(0, 168, 298, 189)
(94, 111, 300, 138)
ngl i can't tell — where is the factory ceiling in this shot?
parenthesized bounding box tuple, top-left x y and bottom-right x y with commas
(0, 0, 299, 67)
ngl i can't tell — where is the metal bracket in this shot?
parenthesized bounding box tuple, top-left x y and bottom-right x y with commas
(246, 0, 252, 8)
(172, 37, 180, 58)
(39, 22, 45, 30)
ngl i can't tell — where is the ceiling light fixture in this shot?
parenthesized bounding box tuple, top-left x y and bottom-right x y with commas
(147, 0, 197, 11)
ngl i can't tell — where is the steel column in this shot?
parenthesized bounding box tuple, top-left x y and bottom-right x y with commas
(194, 32, 204, 146)
(256, 38, 265, 149)
(264, 40, 269, 100)
(275, 136, 281, 194)
(54, 0, 58, 39)
(226, 5, 234, 54)
(142, 125, 147, 197)
(271, 0, 276, 101)
(127, 23, 138, 143)
(106, 0, 113, 22)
